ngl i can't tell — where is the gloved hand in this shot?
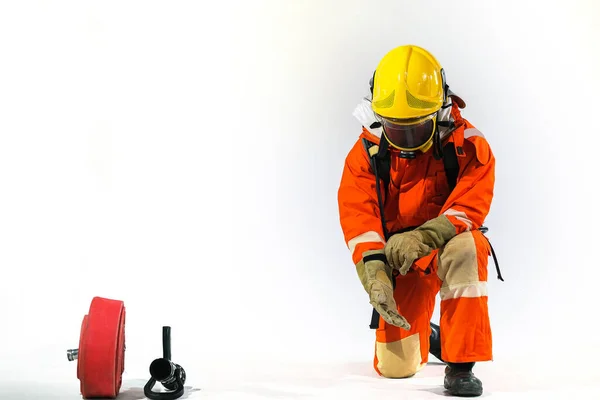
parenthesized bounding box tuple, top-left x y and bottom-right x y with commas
(356, 250, 411, 330)
(384, 215, 457, 275)
(384, 231, 432, 275)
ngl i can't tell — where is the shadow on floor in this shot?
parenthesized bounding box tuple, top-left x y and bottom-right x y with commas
(118, 379, 200, 400)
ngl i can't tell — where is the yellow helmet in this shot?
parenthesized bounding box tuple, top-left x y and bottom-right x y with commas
(370, 45, 447, 156)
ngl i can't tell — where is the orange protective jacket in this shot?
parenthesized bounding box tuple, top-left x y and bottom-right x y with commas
(338, 103, 495, 268)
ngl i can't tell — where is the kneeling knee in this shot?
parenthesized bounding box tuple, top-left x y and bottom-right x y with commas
(375, 333, 424, 378)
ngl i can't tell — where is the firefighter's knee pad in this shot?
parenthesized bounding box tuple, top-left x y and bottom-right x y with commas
(375, 332, 425, 378)
(436, 231, 487, 300)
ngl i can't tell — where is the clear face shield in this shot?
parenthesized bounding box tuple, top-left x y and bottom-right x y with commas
(376, 112, 437, 152)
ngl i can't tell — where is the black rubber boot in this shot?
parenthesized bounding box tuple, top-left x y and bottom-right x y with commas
(429, 322, 443, 362)
(444, 362, 483, 397)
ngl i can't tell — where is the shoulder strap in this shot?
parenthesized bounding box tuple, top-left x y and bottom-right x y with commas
(376, 139, 391, 194)
(361, 138, 390, 240)
(442, 142, 459, 191)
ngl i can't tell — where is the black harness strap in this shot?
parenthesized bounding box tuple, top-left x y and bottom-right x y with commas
(442, 142, 459, 189)
(361, 138, 391, 241)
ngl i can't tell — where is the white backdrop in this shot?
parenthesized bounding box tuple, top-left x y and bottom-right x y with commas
(1, 0, 599, 394)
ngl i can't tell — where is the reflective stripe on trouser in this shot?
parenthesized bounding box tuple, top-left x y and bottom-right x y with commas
(373, 230, 492, 378)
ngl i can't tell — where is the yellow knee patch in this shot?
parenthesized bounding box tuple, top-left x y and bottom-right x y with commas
(375, 333, 424, 378)
(437, 232, 486, 300)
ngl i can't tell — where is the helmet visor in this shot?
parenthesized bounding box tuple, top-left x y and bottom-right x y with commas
(379, 113, 436, 150)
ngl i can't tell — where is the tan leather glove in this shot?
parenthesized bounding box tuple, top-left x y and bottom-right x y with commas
(356, 250, 411, 330)
(384, 215, 457, 275)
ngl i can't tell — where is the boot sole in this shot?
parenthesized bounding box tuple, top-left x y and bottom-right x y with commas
(444, 380, 483, 397)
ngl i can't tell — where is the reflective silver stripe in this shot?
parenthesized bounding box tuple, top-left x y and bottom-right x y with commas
(444, 208, 473, 231)
(347, 231, 385, 256)
(464, 127, 485, 139)
(440, 282, 488, 300)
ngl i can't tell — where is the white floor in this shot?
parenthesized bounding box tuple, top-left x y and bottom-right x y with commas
(3, 358, 600, 400)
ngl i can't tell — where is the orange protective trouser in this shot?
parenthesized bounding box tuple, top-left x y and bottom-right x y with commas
(373, 230, 493, 378)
